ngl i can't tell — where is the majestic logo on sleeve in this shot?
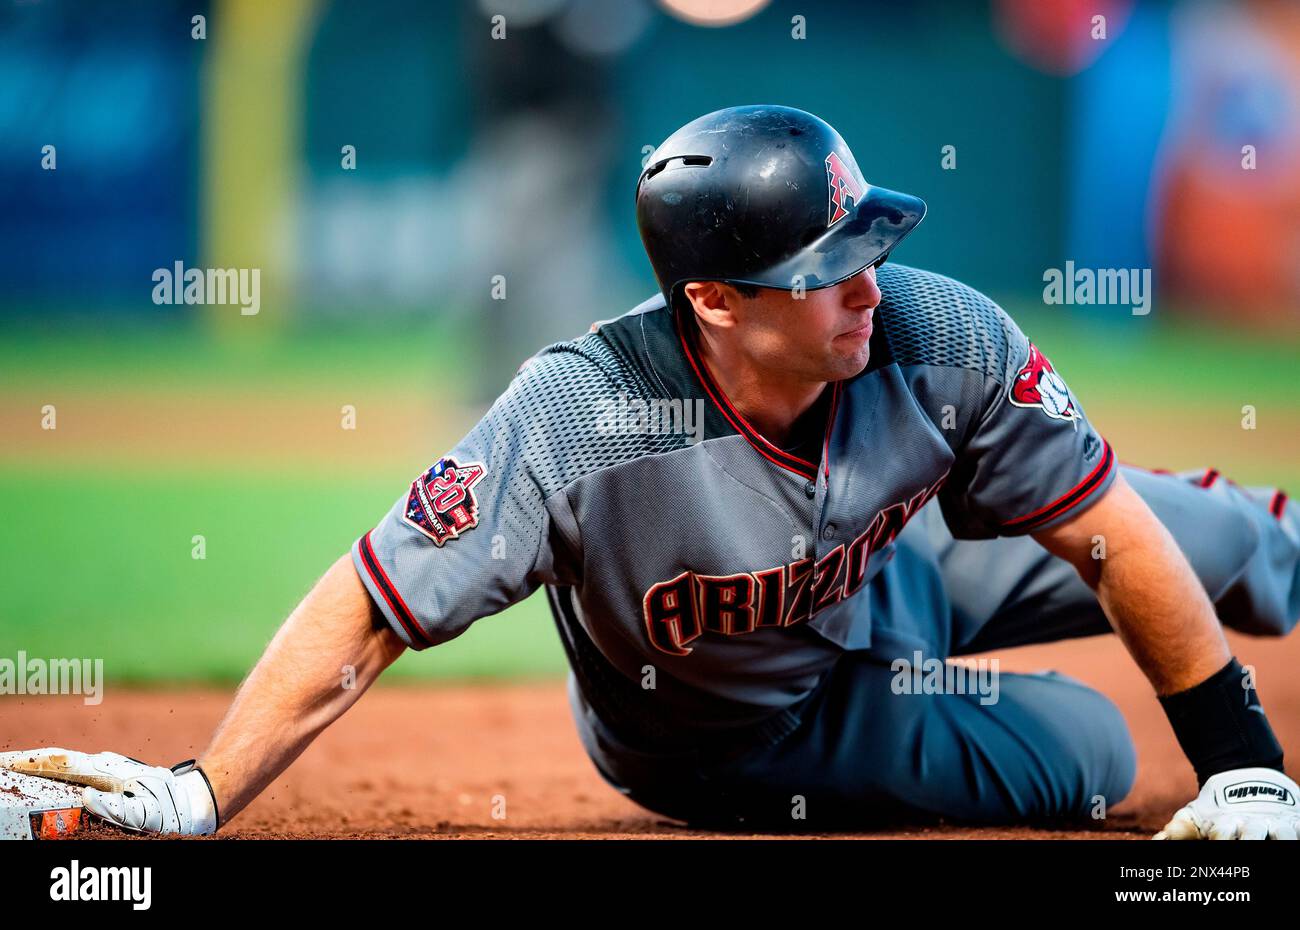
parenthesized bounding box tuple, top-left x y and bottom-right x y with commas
(1009, 343, 1078, 427)
(402, 457, 487, 546)
(825, 151, 866, 227)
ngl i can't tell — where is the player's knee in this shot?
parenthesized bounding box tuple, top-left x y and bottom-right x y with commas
(1129, 467, 1262, 593)
(1212, 511, 1299, 637)
(1006, 672, 1136, 819)
(1075, 688, 1137, 815)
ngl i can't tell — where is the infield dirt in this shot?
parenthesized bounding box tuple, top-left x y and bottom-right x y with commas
(3, 627, 1296, 840)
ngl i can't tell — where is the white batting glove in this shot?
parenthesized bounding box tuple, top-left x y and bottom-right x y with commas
(0, 748, 218, 836)
(1155, 767, 1300, 840)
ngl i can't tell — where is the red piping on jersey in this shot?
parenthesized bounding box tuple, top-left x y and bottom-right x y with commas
(1001, 438, 1115, 533)
(822, 380, 842, 479)
(357, 531, 432, 648)
(1124, 463, 1288, 522)
(675, 313, 834, 482)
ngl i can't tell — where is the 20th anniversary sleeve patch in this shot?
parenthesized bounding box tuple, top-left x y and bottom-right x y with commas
(402, 456, 487, 546)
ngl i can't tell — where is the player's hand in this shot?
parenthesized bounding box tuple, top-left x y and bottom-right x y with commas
(0, 748, 218, 836)
(1154, 767, 1300, 840)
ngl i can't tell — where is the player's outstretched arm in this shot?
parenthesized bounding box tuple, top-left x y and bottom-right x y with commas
(1031, 473, 1297, 840)
(0, 553, 406, 835)
(1031, 472, 1230, 694)
(195, 552, 407, 825)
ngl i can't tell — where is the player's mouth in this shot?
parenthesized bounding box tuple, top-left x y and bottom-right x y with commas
(836, 320, 873, 341)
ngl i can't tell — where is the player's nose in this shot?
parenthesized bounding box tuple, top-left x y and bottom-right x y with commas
(842, 265, 882, 312)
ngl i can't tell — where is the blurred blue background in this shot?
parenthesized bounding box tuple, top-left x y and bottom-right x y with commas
(4, 0, 1297, 334)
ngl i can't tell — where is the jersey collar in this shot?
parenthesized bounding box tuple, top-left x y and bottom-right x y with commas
(672, 308, 840, 483)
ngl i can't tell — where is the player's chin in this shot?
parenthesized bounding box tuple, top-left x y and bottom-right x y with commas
(825, 345, 871, 380)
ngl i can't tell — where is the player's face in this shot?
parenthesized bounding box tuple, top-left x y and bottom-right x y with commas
(736, 263, 882, 382)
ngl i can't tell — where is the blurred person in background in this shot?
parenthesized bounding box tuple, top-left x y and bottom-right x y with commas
(1153, 0, 1300, 324)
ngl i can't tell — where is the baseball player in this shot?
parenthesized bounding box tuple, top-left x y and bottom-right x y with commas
(5, 106, 1298, 838)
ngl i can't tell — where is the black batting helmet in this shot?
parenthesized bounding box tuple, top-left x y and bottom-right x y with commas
(636, 105, 926, 311)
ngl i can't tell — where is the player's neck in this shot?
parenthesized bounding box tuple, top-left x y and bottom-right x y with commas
(695, 329, 827, 448)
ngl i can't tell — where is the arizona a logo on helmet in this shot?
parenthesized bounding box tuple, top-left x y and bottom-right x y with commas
(825, 151, 867, 227)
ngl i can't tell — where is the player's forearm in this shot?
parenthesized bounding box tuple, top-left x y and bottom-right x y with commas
(197, 554, 406, 825)
(1039, 475, 1283, 787)
(1037, 475, 1230, 694)
(1092, 519, 1229, 695)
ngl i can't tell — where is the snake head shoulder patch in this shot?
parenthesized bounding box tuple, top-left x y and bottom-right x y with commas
(1009, 342, 1079, 427)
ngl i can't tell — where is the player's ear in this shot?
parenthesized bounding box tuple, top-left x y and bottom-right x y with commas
(683, 281, 740, 329)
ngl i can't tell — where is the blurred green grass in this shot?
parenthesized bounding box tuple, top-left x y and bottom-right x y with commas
(0, 307, 1296, 685)
(0, 319, 566, 685)
(0, 463, 563, 685)
(1013, 308, 1300, 417)
(0, 321, 446, 396)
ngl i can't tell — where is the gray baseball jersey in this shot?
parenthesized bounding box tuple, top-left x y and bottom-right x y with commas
(352, 263, 1116, 729)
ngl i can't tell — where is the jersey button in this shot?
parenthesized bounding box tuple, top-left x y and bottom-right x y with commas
(804, 481, 816, 499)
(822, 524, 836, 540)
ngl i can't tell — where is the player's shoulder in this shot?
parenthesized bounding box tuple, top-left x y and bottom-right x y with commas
(476, 296, 680, 497)
(521, 292, 671, 396)
(874, 263, 1021, 381)
(573, 292, 673, 376)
